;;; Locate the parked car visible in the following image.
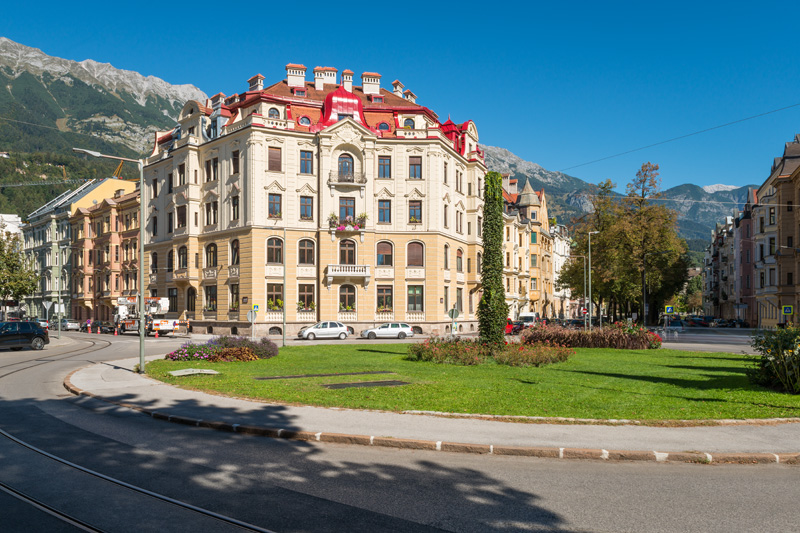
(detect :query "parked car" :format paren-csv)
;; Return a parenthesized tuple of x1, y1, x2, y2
(687, 317, 709, 327)
(60, 319, 81, 331)
(510, 321, 525, 335)
(361, 322, 415, 339)
(710, 318, 729, 328)
(36, 318, 49, 330)
(297, 321, 350, 340)
(664, 319, 685, 332)
(0, 321, 49, 350)
(730, 319, 750, 328)
(97, 321, 117, 334)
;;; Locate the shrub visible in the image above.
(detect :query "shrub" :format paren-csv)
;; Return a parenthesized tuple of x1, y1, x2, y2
(520, 322, 660, 350)
(748, 326, 800, 394)
(493, 341, 574, 367)
(209, 347, 258, 362)
(406, 337, 491, 365)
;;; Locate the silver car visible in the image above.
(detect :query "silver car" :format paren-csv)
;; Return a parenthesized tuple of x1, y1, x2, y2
(360, 322, 414, 340)
(297, 321, 350, 340)
(60, 319, 80, 331)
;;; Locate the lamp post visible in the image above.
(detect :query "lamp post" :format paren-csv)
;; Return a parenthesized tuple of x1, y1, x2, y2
(570, 254, 587, 329)
(588, 231, 599, 331)
(73, 148, 145, 374)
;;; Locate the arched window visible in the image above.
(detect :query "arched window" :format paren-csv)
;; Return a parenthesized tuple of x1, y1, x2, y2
(298, 116, 311, 126)
(407, 242, 424, 267)
(444, 244, 449, 270)
(178, 246, 188, 269)
(338, 154, 354, 178)
(339, 284, 356, 311)
(150, 252, 158, 274)
(457, 249, 464, 272)
(403, 118, 415, 129)
(268, 108, 280, 119)
(230, 240, 240, 265)
(376, 241, 393, 266)
(298, 239, 315, 265)
(377, 122, 390, 131)
(205, 244, 217, 267)
(267, 237, 283, 264)
(187, 287, 196, 312)
(167, 250, 174, 272)
(340, 239, 356, 265)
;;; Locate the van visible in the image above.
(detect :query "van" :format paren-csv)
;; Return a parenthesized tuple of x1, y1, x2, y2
(517, 313, 537, 326)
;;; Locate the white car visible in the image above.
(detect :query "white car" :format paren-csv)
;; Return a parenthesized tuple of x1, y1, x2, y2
(297, 321, 350, 340)
(360, 322, 415, 340)
(60, 319, 80, 331)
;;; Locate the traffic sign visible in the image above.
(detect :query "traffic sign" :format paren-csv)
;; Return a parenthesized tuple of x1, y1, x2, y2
(581, 307, 588, 315)
(665, 305, 674, 314)
(247, 310, 256, 322)
(782, 305, 793, 315)
(43, 301, 53, 311)
(448, 308, 459, 319)
(252, 304, 259, 312)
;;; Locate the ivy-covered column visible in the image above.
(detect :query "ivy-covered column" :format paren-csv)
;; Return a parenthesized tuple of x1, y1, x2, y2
(477, 171, 508, 346)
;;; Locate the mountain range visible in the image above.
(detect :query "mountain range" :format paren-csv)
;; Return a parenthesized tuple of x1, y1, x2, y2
(0, 36, 754, 244)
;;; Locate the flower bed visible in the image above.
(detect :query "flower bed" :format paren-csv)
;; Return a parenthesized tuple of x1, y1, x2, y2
(165, 336, 279, 362)
(406, 336, 575, 367)
(520, 322, 661, 350)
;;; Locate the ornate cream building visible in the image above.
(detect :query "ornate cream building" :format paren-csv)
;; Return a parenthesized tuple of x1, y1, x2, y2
(143, 65, 486, 336)
(501, 176, 555, 319)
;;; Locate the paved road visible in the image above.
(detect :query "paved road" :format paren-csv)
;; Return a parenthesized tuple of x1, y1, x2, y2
(2, 332, 799, 532)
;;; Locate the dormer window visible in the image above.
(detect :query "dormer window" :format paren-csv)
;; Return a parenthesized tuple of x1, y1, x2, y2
(403, 118, 415, 129)
(377, 122, 390, 131)
(298, 116, 311, 126)
(294, 88, 306, 97)
(268, 108, 281, 119)
(371, 95, 384, 103)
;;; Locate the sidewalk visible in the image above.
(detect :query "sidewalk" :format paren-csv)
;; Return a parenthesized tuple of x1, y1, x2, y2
(64, 356, 800, 465)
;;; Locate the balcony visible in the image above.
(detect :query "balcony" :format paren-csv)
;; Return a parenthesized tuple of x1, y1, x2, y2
(172, 268, 197, 281)
(395, 128, 428, 140)
(406, 311, 425, 322)
(374, 311, 394, 321)
(326, 264, 371, 287)
(328, 172, 367, 196)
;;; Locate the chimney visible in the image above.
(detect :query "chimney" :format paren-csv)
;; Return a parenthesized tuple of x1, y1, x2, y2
(314, 67, 325, 91)
(342, 69, 354, 92)
(361, 72, 381, 95)
(248, 74, 264, 91)
(210, 92, 226, 110)
(286, 63, 307, 88)
(403, 89, 417, 104)
(392, 79, 404, 97)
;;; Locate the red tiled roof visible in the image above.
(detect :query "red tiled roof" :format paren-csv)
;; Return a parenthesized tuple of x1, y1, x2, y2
(286, 63, 306, 69)
(342, 69, 354, 75)
(362, 72, 382, 78)
(314, 66, 338, 72)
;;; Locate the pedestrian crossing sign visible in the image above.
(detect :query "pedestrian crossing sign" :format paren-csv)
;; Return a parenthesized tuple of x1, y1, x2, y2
(252, 304, 259, 312)
(664, 306, 674, 314)
(782, 305, 793, 315)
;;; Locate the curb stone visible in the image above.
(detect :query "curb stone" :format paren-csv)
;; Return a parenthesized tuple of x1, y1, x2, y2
(62, 369, 800, 466)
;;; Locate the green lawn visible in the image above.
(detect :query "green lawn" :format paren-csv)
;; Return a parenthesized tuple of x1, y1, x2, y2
(144, 344, 800, 422)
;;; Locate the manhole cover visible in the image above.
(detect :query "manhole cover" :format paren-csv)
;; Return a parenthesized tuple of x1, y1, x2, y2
(322, 380, 410, 389)
(255, 371, 394, 380)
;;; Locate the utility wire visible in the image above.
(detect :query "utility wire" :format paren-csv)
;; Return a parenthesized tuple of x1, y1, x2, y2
(558, 101, 800, 172)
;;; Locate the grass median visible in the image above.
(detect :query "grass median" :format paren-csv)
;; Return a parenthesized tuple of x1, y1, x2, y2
(144, 344, 800, 422)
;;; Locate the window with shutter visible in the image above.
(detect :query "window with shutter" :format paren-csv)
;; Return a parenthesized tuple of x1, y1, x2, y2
(376, 242, 393, 266)
(268, 147, 281, 171)
(407, 242, 424, 267)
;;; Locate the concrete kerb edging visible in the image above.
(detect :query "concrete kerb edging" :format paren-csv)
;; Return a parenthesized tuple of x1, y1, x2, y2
(62, 370, 800, 466)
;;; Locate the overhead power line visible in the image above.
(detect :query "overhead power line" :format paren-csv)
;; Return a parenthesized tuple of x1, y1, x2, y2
(558, 101, 800, 172)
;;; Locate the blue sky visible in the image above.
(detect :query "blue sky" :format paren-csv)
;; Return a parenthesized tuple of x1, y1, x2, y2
(3, 1, 800, 192)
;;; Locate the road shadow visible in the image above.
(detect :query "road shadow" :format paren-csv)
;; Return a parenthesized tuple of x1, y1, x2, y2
(0, 394, 572, 532)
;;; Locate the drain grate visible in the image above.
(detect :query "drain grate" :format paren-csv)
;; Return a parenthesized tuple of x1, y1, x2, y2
(322, 380, 410, 389)
(255, 371, 394, 380)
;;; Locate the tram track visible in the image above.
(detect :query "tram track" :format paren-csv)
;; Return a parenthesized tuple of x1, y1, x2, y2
(0, 427, 275, 532)
(0, 336, 113, 380)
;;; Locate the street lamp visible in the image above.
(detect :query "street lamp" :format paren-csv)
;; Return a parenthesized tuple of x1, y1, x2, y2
(570, 254, 587, 329)
(73, 148, 145, 374)
(588, 231, 599, 331)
